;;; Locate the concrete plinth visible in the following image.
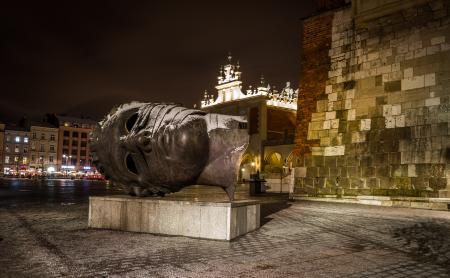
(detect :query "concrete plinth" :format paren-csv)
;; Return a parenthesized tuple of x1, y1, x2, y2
(88, 196, 261, 240)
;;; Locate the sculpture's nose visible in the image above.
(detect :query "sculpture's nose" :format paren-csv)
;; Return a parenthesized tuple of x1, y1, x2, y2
(121, 132, 152, 153)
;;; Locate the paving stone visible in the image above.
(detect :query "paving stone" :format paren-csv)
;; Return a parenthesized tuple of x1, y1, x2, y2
(1, 201, 450, 277)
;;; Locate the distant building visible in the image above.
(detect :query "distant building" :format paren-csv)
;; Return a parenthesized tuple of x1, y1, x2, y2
(0, 123, 4, 174)
(55, 116, 96, 173)
(200, 55, 298, 191)
(29, 122, 59, 174)
(3, 125, 29, 175)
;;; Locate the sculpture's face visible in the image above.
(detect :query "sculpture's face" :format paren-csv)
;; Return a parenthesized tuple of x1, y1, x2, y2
(91, 103, 210, 194)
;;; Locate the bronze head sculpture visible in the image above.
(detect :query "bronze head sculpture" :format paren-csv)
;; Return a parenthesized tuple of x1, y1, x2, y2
(90, 102, 248, 200)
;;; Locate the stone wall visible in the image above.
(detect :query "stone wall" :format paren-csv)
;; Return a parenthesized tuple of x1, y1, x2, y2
(294, 0, 450, 197)
(295, 11, 335, 154)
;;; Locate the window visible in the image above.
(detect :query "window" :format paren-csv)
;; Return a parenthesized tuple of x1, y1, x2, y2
(63, 140, 69, 146)
(14, 146, 19, 153)
(81, 133, 87, 138)
(49, 156, 54, 163)
(40, 133, 45, 140)
(23, 147, 28, 154)
(6, 136, 10, 142)
(32, 132, 37, 139)
(31, 143, 35, 150)
(72, 140, 78, 146)
(14, 156, 19, 162)
(31, 155, 35, 162)
(40, 145, 45, 152)
(71, 150, 77, 156)
(23, 157, 28, 164)
(63, 131, 70, 136)
(4, 156, 9, 163)
(49, 145, 55, 152)
(50, 134, 55, 141)
(24, 137, 29, 143)
(73, 132, 79, 137)
(15, 136, 20, 143)
(81, 141, 87, 147)
(80, 150, 86, 156)
(5, 145, 10, 152)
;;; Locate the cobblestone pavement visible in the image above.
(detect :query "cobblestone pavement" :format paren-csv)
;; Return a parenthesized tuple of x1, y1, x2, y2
(1, 200, 450, 277)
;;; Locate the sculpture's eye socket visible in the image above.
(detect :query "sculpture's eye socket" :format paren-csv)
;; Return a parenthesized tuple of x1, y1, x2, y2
(125, 153, 139, 175)
(125, 113, 139, 132)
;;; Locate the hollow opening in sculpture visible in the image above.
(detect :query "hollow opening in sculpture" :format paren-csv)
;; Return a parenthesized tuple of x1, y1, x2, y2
(125, 113, 139, 132)
(125, 153, 139, 175)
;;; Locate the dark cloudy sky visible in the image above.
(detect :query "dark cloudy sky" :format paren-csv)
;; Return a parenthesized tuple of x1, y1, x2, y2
(1, 1, 316, 122)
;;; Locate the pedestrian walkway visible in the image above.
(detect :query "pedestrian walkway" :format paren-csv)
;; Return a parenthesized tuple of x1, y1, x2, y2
(1, 200, 450, 277)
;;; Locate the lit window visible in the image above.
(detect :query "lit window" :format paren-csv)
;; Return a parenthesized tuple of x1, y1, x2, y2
(15, 136, 20, 143)
(6, 136, 10, 142)
(4, 156, 9, 163)
(14, 156, 19, 162)
(14, 146, 19, 153)
(23, 157, 28, 164)
(24, 137, 29, 143)
(31, 143, 35, 150)
(5, 145, 10, 152)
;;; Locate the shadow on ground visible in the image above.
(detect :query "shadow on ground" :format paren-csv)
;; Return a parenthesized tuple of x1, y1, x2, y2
(394, 221, 450, 272)
(260, 201, 291, 225)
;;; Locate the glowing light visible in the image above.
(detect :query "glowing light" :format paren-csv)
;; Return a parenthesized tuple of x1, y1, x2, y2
(47, 167, 55, 173)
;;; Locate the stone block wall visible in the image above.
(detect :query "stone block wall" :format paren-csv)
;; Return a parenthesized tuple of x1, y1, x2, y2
(295, 11, 335, 154)
(294, 0, 450, 197)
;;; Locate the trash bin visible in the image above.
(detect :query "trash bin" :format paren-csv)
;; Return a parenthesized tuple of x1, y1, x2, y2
(249, 173, 266, 196)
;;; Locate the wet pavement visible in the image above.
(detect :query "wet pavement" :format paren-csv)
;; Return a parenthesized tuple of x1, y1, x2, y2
(0, 178, 121, 207)
(1, 178, 450, 277)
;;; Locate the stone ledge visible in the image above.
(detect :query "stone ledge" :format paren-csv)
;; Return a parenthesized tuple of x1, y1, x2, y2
(293, 195, 450, 211)
(88, 196, 261, 241)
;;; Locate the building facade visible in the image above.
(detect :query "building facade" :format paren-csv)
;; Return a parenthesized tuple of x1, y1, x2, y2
(294, 0, 450, 198)
(200, 55, 297, 190)
(56, 116, 96, 173)
(3, 126, 29, 175)
(29, 123, 59, 174)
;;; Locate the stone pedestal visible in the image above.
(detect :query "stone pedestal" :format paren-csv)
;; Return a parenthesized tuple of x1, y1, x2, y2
(88, 196, 260, 241)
